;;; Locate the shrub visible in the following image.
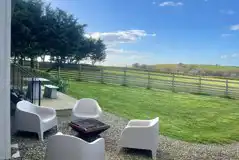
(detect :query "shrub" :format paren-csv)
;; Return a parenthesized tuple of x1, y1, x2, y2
(51, 78, 69, 93)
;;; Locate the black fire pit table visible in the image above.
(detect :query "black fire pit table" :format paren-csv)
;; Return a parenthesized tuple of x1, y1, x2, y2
(69, 118, 110, 142)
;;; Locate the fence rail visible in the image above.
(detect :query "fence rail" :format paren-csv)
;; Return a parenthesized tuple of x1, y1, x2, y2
(42, 65, 239, 99)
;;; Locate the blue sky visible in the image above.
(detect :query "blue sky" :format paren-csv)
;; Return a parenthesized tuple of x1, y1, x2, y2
(48, 0, 239, 66)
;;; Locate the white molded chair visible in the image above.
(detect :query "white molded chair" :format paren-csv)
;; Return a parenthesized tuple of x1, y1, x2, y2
(15, 100, 58, 141)
(118, 117, 159, 159)
(45, 132, 105, 160)
(71, 98, 102, 121)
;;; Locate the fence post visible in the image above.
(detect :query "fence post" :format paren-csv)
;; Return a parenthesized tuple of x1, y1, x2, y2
(198, 76, 202, 93)
(101, 68, 104, 84)
(172, 73, 175, 92)
(225, 79, 229, 97)
(57, 66, 60, 79)
(122, 68, 127, 86)
(147, 70, 151, 89)
(78, 64, 82, 81)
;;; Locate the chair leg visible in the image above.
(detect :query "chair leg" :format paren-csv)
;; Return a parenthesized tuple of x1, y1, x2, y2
(38, 132, 44, 141)
(151, 149, 157, 160)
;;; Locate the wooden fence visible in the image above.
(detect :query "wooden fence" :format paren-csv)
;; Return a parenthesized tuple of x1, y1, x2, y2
(43, 65, 239, 99)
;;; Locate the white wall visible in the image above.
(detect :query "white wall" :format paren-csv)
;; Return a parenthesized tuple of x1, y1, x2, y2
(0, 0, 11, 159)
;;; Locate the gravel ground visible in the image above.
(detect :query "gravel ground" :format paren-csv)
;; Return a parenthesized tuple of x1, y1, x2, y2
(11, 110, 239, 160)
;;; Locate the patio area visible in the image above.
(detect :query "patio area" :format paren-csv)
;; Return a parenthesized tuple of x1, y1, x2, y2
(11, 92, 239, 160)
(41, 91, 76, 110)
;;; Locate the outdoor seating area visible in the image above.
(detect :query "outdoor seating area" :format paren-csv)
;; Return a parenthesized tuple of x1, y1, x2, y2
(11, 95, 159, 159)
(10, 92, 239, 160)
(11, 110, 239, 160)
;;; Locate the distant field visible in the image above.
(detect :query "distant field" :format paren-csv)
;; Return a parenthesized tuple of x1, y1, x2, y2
(42, 67, 239, 87)
(40, 65, 239, 99)
(151, 64, 239, 72)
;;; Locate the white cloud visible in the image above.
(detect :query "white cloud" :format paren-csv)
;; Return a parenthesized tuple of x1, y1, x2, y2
(151, 33, 156, 37)
(105, 48, 139, 55)
(221, 55, 228, 59)
(231, 53, 239, 57)
(230, 24, 239, 31)
(221, 34, 232, 37)
(85, 30, 156, 66)
(128, 55, 146, 60)
(159, 1, 183, 7)
(221, 53, 239, 59)
(105, 48, 149, 59)
(85, 30, 156, 45)
(220, 10, 236, 15)
(98, 48, 151, 66)
(103, 53, 150, 66)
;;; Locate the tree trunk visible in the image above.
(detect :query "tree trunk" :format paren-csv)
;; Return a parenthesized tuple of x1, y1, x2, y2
(30, 57, 34, 68)
(91, 60, 96, 66)
(19, 56, 23, 66)
(41, 55, 45, 62)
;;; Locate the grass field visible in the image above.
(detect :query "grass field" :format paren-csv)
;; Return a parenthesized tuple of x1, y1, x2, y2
(152, 64, 239, 72)
(48, 68, 239, 88)
(103, 69, 239, 87)
(67, 81, 239, 144)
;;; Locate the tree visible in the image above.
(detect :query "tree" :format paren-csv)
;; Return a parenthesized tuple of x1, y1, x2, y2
(11, 0, 107, 69)
(132, 63, 140, 68)
(89, 39, 106, 65)
(12, 0, 44, 67)
(11, 0, 30, 63)
(140, 64, 148, 69)
(71, 37, 92, 64)
(24, 0, 44, 68)
(41, 6, 87, 67)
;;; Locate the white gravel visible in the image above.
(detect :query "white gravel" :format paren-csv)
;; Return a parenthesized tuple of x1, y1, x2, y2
(11, 110, 239, 160)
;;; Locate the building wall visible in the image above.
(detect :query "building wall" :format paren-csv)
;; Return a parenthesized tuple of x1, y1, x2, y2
(0, 0, 11, 159)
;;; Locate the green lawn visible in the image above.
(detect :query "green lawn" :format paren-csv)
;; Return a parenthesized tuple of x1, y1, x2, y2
(67, 81, 239, 144)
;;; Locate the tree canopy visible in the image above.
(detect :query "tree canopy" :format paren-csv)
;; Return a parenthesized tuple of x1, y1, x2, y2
(11, 0, 106, 67)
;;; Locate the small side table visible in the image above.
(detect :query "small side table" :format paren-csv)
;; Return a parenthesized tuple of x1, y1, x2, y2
(44, 85, 59, 99)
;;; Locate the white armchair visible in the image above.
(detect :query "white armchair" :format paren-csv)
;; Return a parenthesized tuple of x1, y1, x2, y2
(15, 100, 58, 141)
(71, 98, 102, 121)
(45, 132, 105, 160)
(118, 117, 159, 159)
